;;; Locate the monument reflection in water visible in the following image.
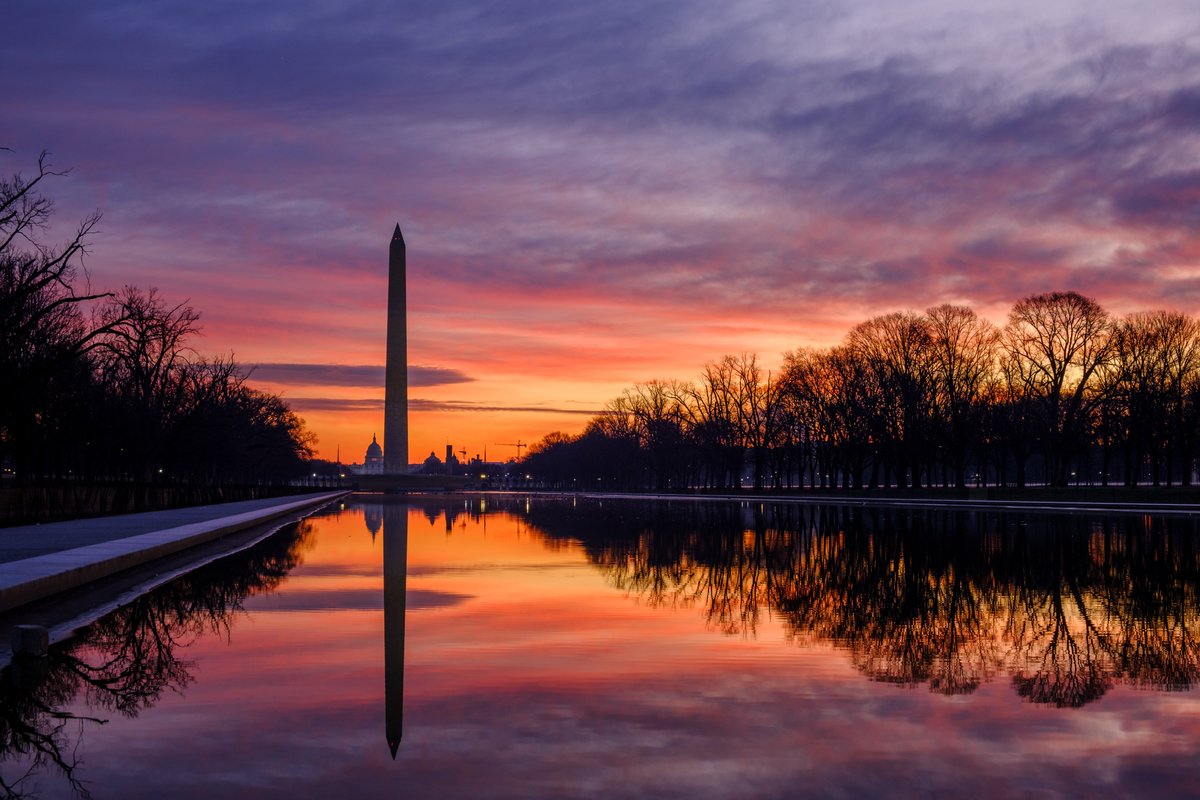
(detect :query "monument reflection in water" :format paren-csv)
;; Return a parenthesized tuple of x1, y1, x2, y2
(3, 495, 1200, 798)
(383, 502, 405, 757)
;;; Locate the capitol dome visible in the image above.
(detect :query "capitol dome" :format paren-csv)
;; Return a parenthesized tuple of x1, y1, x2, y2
(364, 434, 384, 474)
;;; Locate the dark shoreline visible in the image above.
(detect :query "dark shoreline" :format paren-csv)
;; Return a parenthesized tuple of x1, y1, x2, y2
(475, 485, 1200, 516)
(12, 481, 1200, 529)
(0, 482, 321, 528)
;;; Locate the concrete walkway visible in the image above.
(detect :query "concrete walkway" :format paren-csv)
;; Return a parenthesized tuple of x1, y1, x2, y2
(0, 491, 346, 614)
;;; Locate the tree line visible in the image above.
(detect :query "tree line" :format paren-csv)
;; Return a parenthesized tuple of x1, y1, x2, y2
(1, 152, 315, 486)
(524, 293, 1200, 490)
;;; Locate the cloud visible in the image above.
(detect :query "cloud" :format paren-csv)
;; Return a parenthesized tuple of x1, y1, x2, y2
(1164, 86, 1200, 129)
(288, 397, 601, 415)
(1112, 170, 1200, 229)
(412, 399, 601, 415)
(249, 363, 473, 388)
(286, 398, 382, 413)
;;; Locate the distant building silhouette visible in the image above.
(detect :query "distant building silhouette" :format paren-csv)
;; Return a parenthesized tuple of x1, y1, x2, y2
(421, 451, 443, 474)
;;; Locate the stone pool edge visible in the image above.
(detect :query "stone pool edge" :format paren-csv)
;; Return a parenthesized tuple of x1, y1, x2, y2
(0, 491, 348, 615)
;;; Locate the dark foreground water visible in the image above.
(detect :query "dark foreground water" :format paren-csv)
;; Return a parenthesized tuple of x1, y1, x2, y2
(4, 494, 1200, 799)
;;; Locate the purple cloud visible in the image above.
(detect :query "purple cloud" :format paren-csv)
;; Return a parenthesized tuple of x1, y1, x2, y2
(249, 363, 473, 388)
(1112, 170, 1200, 228)
(288, 397, 600, 415)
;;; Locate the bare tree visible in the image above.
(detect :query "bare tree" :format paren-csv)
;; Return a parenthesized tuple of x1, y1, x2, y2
(0, 151, 116, 479)
(0, 152, 110, 353)
(676, 357, 751, 489)
(1107, 311, 1200, 486)
(926, 304, 1000, 488)
(847, 312, 936, 488)
(730, 354, 783, 491)
(94, 287, 199, 409)
(776, 350, 821, 488)
(780, 347, 880, 489)
(612, 380, 690, 489)
(1001, 291, 1114, 486)
(92, 286, 201, 480)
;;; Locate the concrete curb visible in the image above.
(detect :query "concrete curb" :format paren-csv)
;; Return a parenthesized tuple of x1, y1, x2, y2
(0, 491, 347, 614)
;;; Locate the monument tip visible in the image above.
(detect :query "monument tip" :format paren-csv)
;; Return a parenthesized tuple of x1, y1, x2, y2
(388, 737, 401, 759)
(392, 223, 404, 243)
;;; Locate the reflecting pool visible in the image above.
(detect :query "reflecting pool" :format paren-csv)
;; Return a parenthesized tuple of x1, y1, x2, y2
(4, 494, 1200, 798)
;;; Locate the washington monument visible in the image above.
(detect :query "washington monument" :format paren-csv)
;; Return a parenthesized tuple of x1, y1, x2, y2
(384, 224, 408, 474)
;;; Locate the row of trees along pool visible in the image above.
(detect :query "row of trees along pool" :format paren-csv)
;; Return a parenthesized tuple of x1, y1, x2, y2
(524, 298, 1200, 491)
(1, 153, 316, 488)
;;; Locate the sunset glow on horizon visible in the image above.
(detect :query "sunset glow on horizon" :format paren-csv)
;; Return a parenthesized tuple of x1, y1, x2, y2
(6, 1, 1200, 462)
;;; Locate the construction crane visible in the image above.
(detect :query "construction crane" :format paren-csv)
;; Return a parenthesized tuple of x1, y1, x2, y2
(496, 440, 527, 459)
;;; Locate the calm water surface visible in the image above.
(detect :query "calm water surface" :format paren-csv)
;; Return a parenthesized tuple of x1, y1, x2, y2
(4, 494, 1200, 798)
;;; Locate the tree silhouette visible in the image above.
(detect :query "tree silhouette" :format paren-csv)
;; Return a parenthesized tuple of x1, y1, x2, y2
(1001, 291, 1114, 486)
(0, 151, 315, 492)
(926, 304, 1000, 488)
(517, 289, 1200, 490)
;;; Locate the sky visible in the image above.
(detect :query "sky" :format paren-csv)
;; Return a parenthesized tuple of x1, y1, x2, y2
(4, 1, 1200, 463)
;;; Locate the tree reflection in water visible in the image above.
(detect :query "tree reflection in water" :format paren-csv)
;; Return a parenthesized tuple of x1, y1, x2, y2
(0, 520, 316, 799)
(468, 497, 1200, 709)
